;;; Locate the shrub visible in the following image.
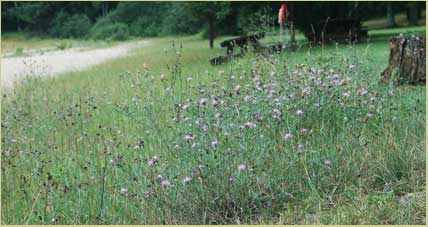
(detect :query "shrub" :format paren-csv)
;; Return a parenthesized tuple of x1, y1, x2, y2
(49, 11, 70, 37)
(15, 47, 23, 56)
(160, 5, 201, 36)
(56, 42, 71, 50)
(50, 12, 92, 38)
(90, 22, 130, 41)
(129, 17, 161, 37)
(62, 14, 92, 38)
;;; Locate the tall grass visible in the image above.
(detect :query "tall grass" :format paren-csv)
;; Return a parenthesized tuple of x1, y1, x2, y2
(1, 35, 425, 224)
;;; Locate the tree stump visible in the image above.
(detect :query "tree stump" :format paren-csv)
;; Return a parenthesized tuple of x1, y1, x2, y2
(381, 33, 426, 85)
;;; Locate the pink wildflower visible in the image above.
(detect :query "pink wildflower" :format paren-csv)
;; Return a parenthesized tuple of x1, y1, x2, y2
(161, 180, 170, 188)
(238, 164, 247, 171)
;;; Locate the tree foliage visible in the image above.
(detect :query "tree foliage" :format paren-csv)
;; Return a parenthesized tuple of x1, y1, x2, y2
(1, 1, 424, 42)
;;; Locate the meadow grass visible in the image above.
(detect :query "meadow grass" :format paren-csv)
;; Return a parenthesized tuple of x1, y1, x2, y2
(362, 12, 426, 29)
(1, 32, 123, 56)
(1, 29, 426, 224)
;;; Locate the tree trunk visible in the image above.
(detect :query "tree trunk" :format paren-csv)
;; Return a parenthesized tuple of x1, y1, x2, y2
(287, 2, 296, 51)
(208, 15, 215, 49)
(386, 3, 396, 28)
(381, 34, 425, 85)
(407, 3, 419, 25)
(14, 2, 21, 32)
(289, 22, 296, 51)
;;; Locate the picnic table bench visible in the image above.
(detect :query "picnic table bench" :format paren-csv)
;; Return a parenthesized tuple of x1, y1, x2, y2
(210, 31, 288, 65)
(220, 32, 265, 55)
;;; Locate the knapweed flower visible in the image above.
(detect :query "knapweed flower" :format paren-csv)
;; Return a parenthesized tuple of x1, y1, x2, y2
(184, 135, 194, 142)
(199, 98, 208, 106)
(268, 90, 277, 98)
(238, 164, 247, 171)
(156, 174, 164, 181)
(161, 180, 170, 188)
(148, 160, 154, 166)
(300, 128, 310, 133)
(229, 177, 235, 183)
(148, 156, 159, 166)
(302, 87, 311, 96)
(243, 122, 256, 129)
(211, 140, 219, 147)
(160, 74, 166, 81)
(120, 187, 128, 195)
(357, 88, 368, 96)
(273, 108, 282, 119)
(182, 176, 191, 184)
(182, 104, 190, 110)
(332, 79, 344, 86)
(296, 109, 304, 116)
(255, 114, 263, 121)
(244, 95, 251, 102)
(235, 85, 241, 92)
(343, 91, 350, 98)
(324, 160, 332, 168)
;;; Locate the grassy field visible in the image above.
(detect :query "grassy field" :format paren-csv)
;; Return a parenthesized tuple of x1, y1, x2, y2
(1, 32, 124, 57)
(1, 26, 426, 224)
(362, 12, 426, 29)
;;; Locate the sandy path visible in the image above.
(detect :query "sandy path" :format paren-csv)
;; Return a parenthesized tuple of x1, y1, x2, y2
(1, 40, 150, 88)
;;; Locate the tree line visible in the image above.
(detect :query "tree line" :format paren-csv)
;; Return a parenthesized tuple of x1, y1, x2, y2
(1, 1, 425, 43)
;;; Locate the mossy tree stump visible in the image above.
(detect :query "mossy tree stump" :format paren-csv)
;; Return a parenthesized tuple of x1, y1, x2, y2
(381, 34, 425, 85)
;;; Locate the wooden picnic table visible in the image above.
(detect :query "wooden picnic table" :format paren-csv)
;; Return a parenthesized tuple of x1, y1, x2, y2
(220, 32, 265, 55)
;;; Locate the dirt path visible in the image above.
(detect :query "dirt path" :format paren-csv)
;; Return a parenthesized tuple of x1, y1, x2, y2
(1, 40, 151, 88)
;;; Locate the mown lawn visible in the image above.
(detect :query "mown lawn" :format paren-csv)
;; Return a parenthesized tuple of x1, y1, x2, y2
(1, 26, 425, 224)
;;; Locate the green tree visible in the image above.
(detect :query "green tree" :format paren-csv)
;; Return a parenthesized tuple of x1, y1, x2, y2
(181, 2, 231, 48)
(386, 2, 397, 28)
(406, 2, 423, 26)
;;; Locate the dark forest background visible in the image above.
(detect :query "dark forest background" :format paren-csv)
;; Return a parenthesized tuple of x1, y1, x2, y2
(1, 2, 425, 41)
